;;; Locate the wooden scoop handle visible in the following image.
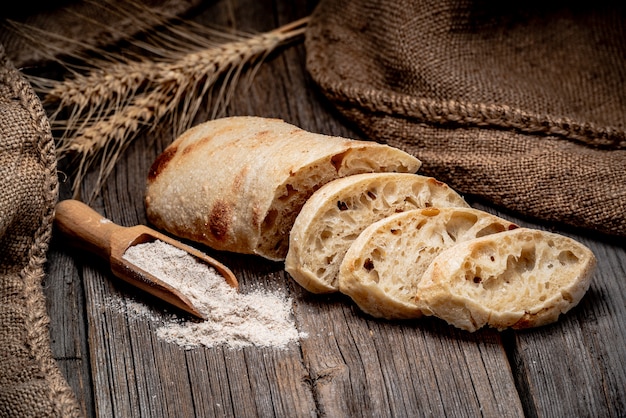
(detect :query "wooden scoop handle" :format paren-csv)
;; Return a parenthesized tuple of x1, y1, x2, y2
(55, 199, 239, 320)
(54, 199, 125, 260)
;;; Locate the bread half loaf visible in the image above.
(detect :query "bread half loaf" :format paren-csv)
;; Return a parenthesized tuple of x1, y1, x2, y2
(144, 116, 420, 260)
(285, 173, 469, 293)
(416, 228, 596, 331)
(338, 207, 518, 319)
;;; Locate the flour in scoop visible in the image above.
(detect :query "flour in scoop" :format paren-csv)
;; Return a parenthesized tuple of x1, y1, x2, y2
(122, 240, 305, 350)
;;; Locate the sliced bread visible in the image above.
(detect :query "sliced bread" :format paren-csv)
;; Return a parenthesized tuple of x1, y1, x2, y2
(285, 173, 469, 293)
(144, 116, 420, 261)
(337, 207, 518, 319)
(416, 228, 596, 331)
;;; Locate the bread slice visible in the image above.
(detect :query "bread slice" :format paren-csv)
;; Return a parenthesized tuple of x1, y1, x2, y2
(285, 173, 469, 293)
(144, 116, 420, 260)
(337, 207, 518, 319)
(416, 228, 596, 332)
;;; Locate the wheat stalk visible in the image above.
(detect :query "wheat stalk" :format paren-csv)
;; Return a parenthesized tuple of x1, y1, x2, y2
(13, 4, 308, 200)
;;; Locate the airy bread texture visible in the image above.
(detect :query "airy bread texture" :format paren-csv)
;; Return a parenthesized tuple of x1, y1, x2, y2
(338, 207, 519, 319)
(144, 116, 420, 260)
(416, 228, 596, 332)
(285, 173, 469, 294)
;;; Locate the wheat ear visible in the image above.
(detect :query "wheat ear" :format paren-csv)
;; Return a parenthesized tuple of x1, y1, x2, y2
(22, 14, 308, 201)
(70, 27, 306, 200)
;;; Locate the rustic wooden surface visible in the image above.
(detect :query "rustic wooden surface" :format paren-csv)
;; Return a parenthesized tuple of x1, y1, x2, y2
(41, 0, 626, 417)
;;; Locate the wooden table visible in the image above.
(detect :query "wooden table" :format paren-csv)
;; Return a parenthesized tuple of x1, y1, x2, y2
(43, 1, 626, 416)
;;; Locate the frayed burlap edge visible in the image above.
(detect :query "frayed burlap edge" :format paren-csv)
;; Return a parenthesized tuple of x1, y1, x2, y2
(304, 2, 626, 238)
(305, 78, 626, 151)
(0, 45, 82, 417)
(305, 69, 626, 238)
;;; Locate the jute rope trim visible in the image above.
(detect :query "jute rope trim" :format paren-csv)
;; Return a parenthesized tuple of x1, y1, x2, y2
(0, 44, 83, 417)
(315, 75, 626, 151)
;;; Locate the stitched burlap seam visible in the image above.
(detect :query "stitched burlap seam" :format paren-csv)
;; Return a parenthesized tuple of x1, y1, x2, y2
(313, 77, 626, 151)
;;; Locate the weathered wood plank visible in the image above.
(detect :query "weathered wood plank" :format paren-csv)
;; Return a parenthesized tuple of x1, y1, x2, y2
(44, 240, 94, 417)
(292, 283, 525, 417)
(42, 0, 626, 417)
(75, 132, 315, 417)
(472, 203, 626, 417)
(64, 2, 523, 415)
(236, 4, 526, 415)
(511, 236, 626, 418)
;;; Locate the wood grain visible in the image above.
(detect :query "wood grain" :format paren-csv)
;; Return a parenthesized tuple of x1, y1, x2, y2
(42, 0, 626, 417)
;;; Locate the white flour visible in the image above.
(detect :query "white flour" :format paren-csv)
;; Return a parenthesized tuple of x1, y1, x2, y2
(121, 240, 305, 350)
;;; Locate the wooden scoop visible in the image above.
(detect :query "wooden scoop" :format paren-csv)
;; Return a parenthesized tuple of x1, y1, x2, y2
(54, 199, 238, 320)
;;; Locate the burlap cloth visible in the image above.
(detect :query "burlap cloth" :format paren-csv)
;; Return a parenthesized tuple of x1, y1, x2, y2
(0, 0, 623, 415)
(305, 0, 626, 237)
(0, 1, 199, 416)
(0, 44, 82, 416)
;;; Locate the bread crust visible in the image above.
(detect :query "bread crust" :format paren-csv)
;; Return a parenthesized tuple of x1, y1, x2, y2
(416, 228, 597, 331)
(144, 116, 421, 260)
(285, 173, 469, 293)
(338, 207, 518, 319)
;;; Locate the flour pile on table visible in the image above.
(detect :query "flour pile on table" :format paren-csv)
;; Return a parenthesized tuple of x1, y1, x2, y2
(119, 240, 305, 350)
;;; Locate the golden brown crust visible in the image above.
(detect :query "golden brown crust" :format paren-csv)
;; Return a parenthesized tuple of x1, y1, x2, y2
(145, 116, 421, 260)
(147, 145, 178, 183)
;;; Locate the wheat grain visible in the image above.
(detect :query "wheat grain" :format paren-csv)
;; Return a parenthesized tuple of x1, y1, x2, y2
(65, 88, 167, 198)
(21, 10, 308, 200)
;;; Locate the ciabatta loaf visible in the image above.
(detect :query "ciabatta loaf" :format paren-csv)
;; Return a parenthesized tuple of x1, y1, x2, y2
(285, 173, 469, 293)
(416, 228, 596, 331)
(338, 207, 518, 319)
(144, 116, 420, 260)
